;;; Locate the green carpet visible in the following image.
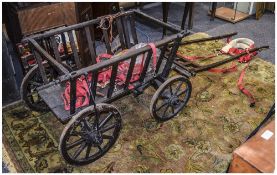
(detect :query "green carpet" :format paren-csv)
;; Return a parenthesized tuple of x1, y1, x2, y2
(2, 33, 274, 173)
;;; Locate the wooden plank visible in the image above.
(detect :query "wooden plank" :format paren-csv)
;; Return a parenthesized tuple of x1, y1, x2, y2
(50, 36, 62, 62)
(102, 28, 112, 54)
(129, 14, 138, 44)
(116, 17, 126, 49)
(61, 32, 68, 55)
(68, 30, 82, 68)
(121, 17, 131, 48)
(85, 26, 97, 64)
(107, 63, 119, 98)
(124, 57, 136, 89)
(214, 7, 250, 23)
(69, 77, 76, 114)
(155, 44, 167, 74)
(32, 49, 48, 84)
(139, 51, 152, 82)
(229, 120, 275, 173)
(89, 71, 98, 105)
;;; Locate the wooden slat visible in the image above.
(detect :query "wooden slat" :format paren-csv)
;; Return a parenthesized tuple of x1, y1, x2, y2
(89, 71, 98, 105)
(129, 14, 138, 44)
(139, 51, 152, 82)
(85, 26, 97, 64)
(107, 63, 119, 98)
(61, 33, 68, 55)
(155, 44, 167, 74)
(121, 17, 131, 48)
(124, 57, 136, 89)
(32, 49, 48, 84)
(68, 30, 82, 68)
(70, 77, 76, 114)
(116, 17, 126, 49)
(50, 36, 61, 62)
(102, 28, 112, 54)
(90, 24, 96, 52)
(161, 37, 182, 78)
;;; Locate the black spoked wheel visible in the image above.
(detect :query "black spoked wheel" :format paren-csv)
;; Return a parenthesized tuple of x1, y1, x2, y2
(150, 75, 192, 122)
(59, 104, 122, 166)
(20, 63, 58, 112)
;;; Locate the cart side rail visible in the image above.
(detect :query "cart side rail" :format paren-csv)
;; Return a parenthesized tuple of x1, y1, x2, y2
(65, 32, 185, 115)
(23, 9, 185, 80)
(35, 31, 185, 115)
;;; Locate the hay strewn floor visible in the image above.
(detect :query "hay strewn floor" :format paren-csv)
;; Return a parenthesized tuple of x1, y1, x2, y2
(2, 33, 274, 173)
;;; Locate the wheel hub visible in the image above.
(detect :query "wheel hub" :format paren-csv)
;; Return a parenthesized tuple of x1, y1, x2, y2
(85, 130, 103, 145)
(169, 95, 180, 106)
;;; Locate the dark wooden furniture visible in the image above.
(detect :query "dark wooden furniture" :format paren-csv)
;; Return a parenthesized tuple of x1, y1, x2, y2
(17, 3, 77, 36)
(162, 2, 195, 36)
(228, 119, 275, 173)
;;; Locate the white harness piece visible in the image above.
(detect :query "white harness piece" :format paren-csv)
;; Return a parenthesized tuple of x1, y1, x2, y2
(221, 38, 255, 53)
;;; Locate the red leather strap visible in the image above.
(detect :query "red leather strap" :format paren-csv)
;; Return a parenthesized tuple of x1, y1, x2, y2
(237, 62, 255, 107)
(208, 62, 237, 73)
(148, 43, 157, 70)
(61, 75, 90, 111)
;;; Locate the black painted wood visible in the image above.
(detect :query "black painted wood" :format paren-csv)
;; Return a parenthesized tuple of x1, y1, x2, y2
(85, 26, 97, 64)
(139, 51, 152, 82)
(155, 44, 168, 74)
(124, 56, 136, 90)
(70, 77, 76, 114)
(116, 17, 126, 49)
(32, 49, 48, 84)
(102, 28, 112, 54)
(129, 14, 138, 44)
(107, 63, 119, 98)
(50, 36, 61, 62)
(68, 30, 82, 68)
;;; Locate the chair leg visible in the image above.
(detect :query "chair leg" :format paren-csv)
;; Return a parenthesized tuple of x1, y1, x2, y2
(162, 2, 170, 36)
(181, 2, 190, 30)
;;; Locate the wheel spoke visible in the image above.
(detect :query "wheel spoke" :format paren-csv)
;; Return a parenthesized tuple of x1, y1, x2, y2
(174, 82, 183, 95)
(170, 105, 175, 114)
(177, 88, 188, 97)
(156, 101, 169, 111)
(162, 104, 170, 118)
(99, 113, 113, 128)
(66, 138, 85, 150)
(70, 130, 84, 136)
(29, 81, 43, 86)
(72, 142, 87, 160)
(102, 134, 114, 140)
(85, 143, 92, 158)
(100, 124, 116, 133)
(82, 119, 91, 131)
(169, 85, 173, 95)
(97, 145, 103, 153)
(160, 93, 170, 100)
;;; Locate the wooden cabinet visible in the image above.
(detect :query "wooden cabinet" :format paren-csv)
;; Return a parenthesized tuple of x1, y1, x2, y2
(3, 2, 120, 67)
(228, 120, 275, 173)
(17, 3, 77, 36)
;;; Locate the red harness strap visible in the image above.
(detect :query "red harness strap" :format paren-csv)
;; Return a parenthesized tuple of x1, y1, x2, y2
(177, 42, 257, 107)
(62, 75, 90, 110)
(208, 61, 237, 73)
(237, 62, 255, 107)
(116, 43, 157, 89)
